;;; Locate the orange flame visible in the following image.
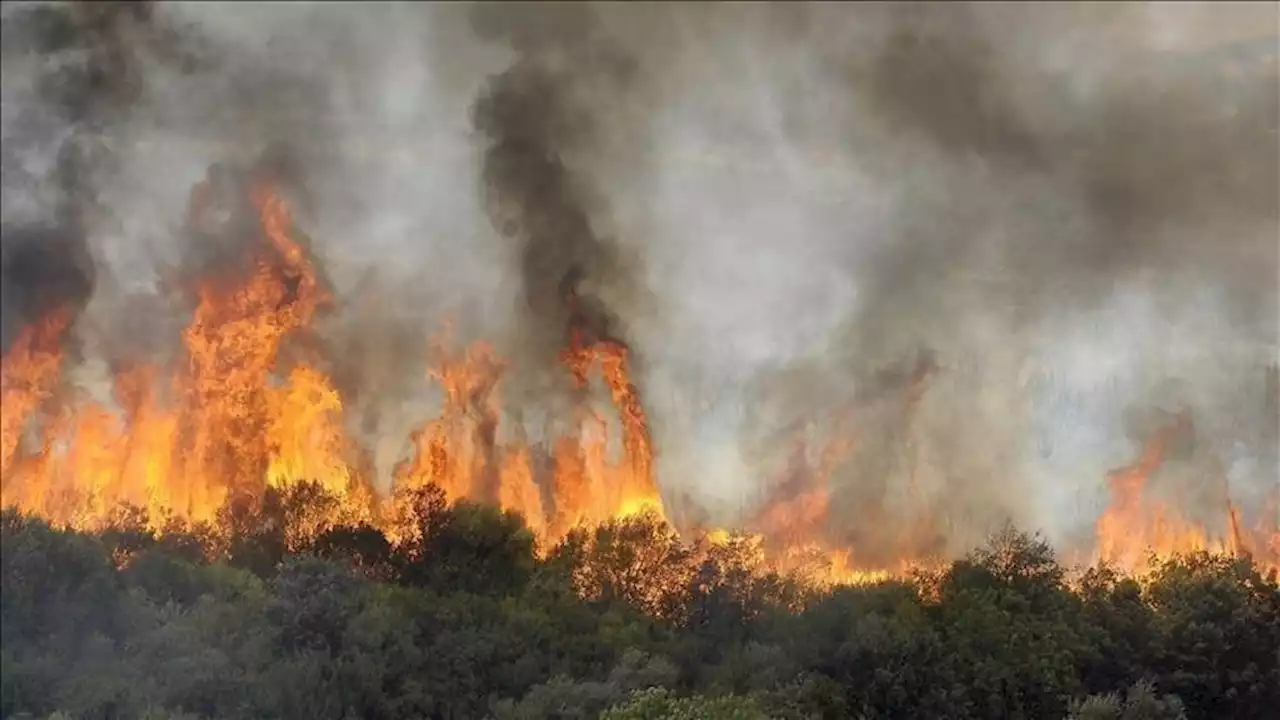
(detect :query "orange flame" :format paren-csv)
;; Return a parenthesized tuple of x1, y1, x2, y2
(1095, 413, 1278, 575)
(2, 170, 1275, 590)
(1, 176, 369, 531)
(1, 311, 71, 480)
(3, 170, 666, 548)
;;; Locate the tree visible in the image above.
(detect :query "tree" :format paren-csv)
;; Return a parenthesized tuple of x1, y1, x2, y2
(268, 555, 368, 656)
(313, 523, 395, 580)
(566, 511, 694, 618)
(0, 510, 122, 649)
(396, 499, 538, 595)
(1142, 553, 1280, 720)
(1066, 679, 1188, 720)
(1076, 564, 1158, 698)
(3, 503, 1277, 720)
(600, 687, 770, 720)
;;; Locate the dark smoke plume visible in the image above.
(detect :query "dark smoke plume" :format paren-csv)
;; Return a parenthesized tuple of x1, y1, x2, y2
(0, 220, 94, 354)
(1, 134, 100, 350)
(0, 0, 144, 354)
(469, 3, 648, 401)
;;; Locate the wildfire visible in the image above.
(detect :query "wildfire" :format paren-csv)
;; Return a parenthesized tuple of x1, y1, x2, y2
(1095, 412, 1279, 576)
(1, 171, 368, 528)
(1, 167, 1275, 589)
(1, 310, 70, 479)
(0, 169, 668, 553)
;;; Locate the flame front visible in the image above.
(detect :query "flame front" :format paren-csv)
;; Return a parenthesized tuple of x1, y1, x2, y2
(1, 311, 70, 480)
(0, 174, 666, 552)
(2, 172, 1276, 586)
(1, 177, 369, 528)
(1095, 413, 1279, 575)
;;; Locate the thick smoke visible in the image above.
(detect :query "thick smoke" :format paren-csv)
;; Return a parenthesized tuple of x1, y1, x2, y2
(2, 2, 1275, 551)
(0, 1, 144, 353)
(712, 3, 1278, 553)
(0, 147, 96, 354)
(469, 3, 648, 403)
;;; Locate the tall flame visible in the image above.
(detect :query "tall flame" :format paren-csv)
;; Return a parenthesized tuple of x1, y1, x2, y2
(2, 170, 1275, 586)
(1095, 413, 1279, 575)
(1, 176, 370, 529)
(0, 169, 667, 547)
(1, 311, 71, 480)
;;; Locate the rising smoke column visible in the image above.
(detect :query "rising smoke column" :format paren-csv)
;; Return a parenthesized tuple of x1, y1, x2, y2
(0, 1, 152, 353)
(1, 149, 96, 355)
(469, 4, 644, 380)
(467, 4, 658, 505)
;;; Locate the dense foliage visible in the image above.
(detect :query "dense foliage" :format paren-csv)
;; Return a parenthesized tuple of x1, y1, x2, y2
(2, 484, 1277, 720)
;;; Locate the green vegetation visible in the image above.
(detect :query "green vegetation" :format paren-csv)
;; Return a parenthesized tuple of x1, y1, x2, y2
(2, 483, 1277, 720)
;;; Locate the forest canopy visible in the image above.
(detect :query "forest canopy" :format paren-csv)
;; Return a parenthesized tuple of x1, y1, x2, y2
(2, 482, 1277, 720)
